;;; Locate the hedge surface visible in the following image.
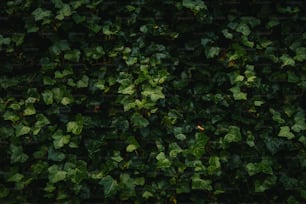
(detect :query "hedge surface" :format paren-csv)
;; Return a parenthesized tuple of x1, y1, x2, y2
(1, 0, 306, 203)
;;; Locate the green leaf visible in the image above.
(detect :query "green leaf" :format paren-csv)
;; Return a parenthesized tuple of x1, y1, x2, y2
(182, 0, 207, 12)
(48, 147, 66, 161)
(224, 126, 241, 143)
(10, 145, 29, 163)
(64, 49, 81, 62)
(270, 108, 285, 124)
(278, 126, 295, 140)
(33, 114, 50, 135)
(142, 191, 154, 199)
(56, 4, 72, 20)
(156, 152, 171, 168)
(67, 118, 83, 135)
(191, 174, 212, 190)
(0, 184, 9, 198)
(292, 111, 306, 132)
(76, 75, 89, 88)
(61, 96, 74, 105)
(205, 46, 220, 59)
(42, 90, 53, 105)
(141, 86, 165, 102)
(280, 54, 295, 68)
(294, 47, 306, 62)
(99, 176, 118, 197)
(8, 173, 24, 182)
(32, 8, 52, 21)
(126, 144, 137, 152)
(3, 110, 20, 122)
(52, 130, 71, 149)
(15, 124, 31, 137)
(131, 112, 149, 128)
(236, 23, 251, 36)
(246, 158, 273, 176)
(23, 104, 36, 116)
(229, 86, 247, 100)
(48, 165, 67, 183)
(254, 176, 277, 192)
(207, 156, 221, 175)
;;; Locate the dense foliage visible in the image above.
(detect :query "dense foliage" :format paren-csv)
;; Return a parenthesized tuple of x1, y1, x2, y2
(1, 0, 306, 203)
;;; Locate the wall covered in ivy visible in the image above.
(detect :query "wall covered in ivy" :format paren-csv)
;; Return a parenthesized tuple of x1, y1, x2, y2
(1, 0, 306, 203)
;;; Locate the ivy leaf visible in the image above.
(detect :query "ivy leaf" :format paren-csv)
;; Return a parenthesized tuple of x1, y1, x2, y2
(236, 23, 251, 36)
(56, 4, 72, 20)
(76, 75, 89, 88)
(10, 145, 29, 163)
(99, 176, 118, 197)
(0, 184, 9, 198)
(48, 147, 66, 161)
(42, 90, 53, 105)
(15, 124, 31, 137)
(23, 104, 36, 116)
(182, 0, 207, 12)
(32, 8, 52, 21)
(52, 130, 71, 149)
(141, 86, 165, 102)
(229, 86, 247, 100)
(292, 111, 306, 132)
(280, 54, 295, 68)
(224, 126, 242, 143)
(3, 110, 20, 122)
(142, 191, 154, 199)
(156, 152, 171, 168)
(294, 47, 306, 62)
(205, 46, 220, 59)
(255, 176, 277, 192)
(278, 126, 295, 140)
(66, 115, 83, 135)
(131, 112, 149, 128)
(191, 174, 212, 190)
(64, 49, 81, 62)
(48, 165, 67, 183)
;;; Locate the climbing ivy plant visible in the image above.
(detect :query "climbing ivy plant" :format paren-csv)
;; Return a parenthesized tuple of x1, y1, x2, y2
(1, 0, 306, 203)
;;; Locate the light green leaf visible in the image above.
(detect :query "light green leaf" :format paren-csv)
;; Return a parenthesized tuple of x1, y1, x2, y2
(15, 124, 31, 137)
(142, 86, 165, 102)
(67, 120, 83, 135)
(56, 4, 72, 20)
(48, 165, 67, 183)
(8, 173, 24, 182)
(182, 0, 207, 12)
(142, 191, 154, 199)
(205, 46, 220, 59)
(64, 49, 81, 62)
(32, 8, 52, 21)
(280, 54, 295, 68)
(42, 90, 53, 105)
(156, 152, 171, 168)
(236, 23, 251, 36)
(278, 126, 295, 140)
(224, 125, 242, 143)
(126, 144, 137, 152)
(229, 86, 247, 100)
(23, 104, 36, 116)
(61, 96, 73, 105)
(52, 130, 71, 149)
(294, 47, 306, 62)
(76, 75, 89, 88)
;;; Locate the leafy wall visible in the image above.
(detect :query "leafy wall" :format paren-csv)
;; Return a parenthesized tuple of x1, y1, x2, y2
(1, 0, 306, 203)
